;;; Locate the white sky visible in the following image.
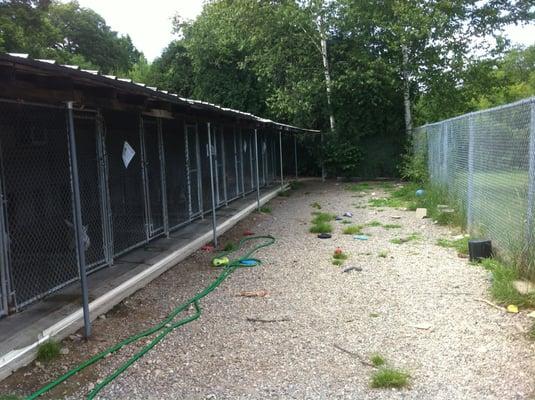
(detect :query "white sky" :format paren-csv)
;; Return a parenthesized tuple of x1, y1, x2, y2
(64, 0, 534, 62)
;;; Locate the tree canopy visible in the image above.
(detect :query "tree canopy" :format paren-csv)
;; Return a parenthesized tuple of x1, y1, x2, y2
(0, 0, 141, 73)
(1, 0, 533, 177)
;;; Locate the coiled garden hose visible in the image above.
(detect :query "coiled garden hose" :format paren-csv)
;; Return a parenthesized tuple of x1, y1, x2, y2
(26, 235, 276, 400)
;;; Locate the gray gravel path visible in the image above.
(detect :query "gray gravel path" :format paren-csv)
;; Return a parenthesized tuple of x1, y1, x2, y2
(3, 180, 535, 399)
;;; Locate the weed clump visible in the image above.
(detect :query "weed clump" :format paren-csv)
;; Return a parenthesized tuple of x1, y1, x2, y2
(390, 233, 420, 244)
(371, 368, 410, 388)
(343, 225, 363, 235)
(36, 340, 60, 362)
(436, 236, 469, 255)
(481, 258, 535, 308)
(309, 212, 335, 234)
(259, 206, 272, 213)
(371, 354, 386, 367)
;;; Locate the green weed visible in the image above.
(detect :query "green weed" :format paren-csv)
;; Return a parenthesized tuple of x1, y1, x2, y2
(436, 236, 469, 255)
(371, 354, 386, 367)
(309, 221, 332, 233)
(332, 259, 344, 266)
(36, 341, 60, 362)
(309, 212, 335, 234)
(390, 233, 420, 245)
(259, 206, 272, 213)
(346, 182, 371, 192)
(383, 224, 402, 229)
(278, 190, 291, 197)
(371, 368, 410, 389)
(223, 242, 237, 252)
(378, 250, 388, 258)
(366, 220, 382, 227)
(310, 202, 322, 209)
(481, 258, 535, 308)
(343, 225, 363, 235)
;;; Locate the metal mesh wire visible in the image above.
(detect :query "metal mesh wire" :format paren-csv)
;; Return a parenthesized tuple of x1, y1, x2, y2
(414, 97, 535, 260)
(141, 117, 164, 236)
(223, 126, 239, 200)
(0, 101, 77, 308)
(162, 119, 189, 229)
(73, 112, 106, 272)
(104, 111, 147, 256)
(0, 99, 290, 314)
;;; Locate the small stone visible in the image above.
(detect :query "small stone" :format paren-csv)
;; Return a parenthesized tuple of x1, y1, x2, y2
(415, 208, 427, 219)
(59, 347, 69, 355)
(513, 280, 535, 295)
(98, 314, 106, 320)
(527, 311, 535, 319)
(391, 215, 402, 219)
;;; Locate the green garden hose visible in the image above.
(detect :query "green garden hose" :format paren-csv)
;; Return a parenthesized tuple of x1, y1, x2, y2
(26, 235, 276, 400)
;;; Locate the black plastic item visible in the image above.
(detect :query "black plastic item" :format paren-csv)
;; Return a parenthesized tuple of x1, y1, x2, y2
(468, 239, 492, 262)
(317, 233, 332, 239)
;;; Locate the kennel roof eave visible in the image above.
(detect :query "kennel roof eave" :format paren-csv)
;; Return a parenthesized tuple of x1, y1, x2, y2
(0, 53, 320, 135)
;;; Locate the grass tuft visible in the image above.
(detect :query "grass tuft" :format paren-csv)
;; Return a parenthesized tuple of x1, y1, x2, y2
(332, 259, 344, 266)
(383, 224, 402, 229)
(366, 220, 382, 227)
(36, 340, 60, 362)
(436, 236, 469, 255)
(371, 368, 410, 389)
(310, 202, 322, 209)
(310, 212, 335, 233)
(278, 190, 291, 197)
(259, 206, 272, 213)
(390, 233, 420, 245)
(481, 258, 535, 308)
(378, 250, 388, 258)
(371, 354, 386, 367)
(343, 225, 363, 235)
(223, 242, 237, 252)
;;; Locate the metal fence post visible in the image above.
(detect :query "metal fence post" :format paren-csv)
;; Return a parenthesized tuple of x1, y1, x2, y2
(279, 131, 284, 188)
(0, 148, 9, 315)
(294, 134, 298, 179)
(321, 132, 326, 182)
(139, 117, 151, 241)
(207, 123, 218, 247)
(66, 101, 91, 338)
(233, 127, 239, 197)
(467, 113, 475, 230)
(95, 112, 113, 265)
(239, 129, 245, 197)
(442, 122, 449, 187)
(184, 125, 193, 220)
(220, 129, 228, 205)
(254, 128, 261, 210)
(195, 126, 203, 216)
(157, 119, 169, 238)
(527, 101, 535, 246)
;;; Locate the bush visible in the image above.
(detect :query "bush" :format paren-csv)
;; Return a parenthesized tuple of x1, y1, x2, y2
(399, 149, 428, 185)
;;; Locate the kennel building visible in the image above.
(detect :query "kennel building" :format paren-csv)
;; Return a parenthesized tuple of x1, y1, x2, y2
(0, 53, 319, 322)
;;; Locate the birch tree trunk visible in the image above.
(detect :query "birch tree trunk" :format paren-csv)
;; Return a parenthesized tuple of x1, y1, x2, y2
(316, 15, 336, 132)
(402, 44, 412, 136)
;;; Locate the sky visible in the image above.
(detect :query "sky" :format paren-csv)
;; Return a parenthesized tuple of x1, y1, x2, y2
(64, 0, 534, 62)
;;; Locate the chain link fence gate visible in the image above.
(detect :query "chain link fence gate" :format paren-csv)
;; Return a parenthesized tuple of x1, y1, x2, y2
(414, 97, 535, 268)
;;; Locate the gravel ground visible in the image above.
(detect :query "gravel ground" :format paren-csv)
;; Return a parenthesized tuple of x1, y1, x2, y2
(2, 180, 535, 399)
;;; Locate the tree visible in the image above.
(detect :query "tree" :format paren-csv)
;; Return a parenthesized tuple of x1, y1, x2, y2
(0, 0, 143, 73)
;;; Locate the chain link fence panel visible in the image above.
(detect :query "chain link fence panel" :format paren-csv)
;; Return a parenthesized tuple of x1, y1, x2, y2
(414, 97, 535, 265)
